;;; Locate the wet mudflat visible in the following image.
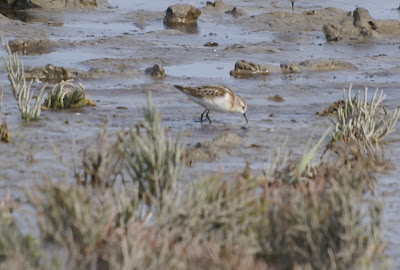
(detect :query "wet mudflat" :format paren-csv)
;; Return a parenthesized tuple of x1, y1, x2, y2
(0, 0, 400, 266)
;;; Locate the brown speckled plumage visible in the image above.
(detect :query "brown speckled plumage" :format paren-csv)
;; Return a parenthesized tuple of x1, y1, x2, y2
(174, 84, 248, 124)
(175, 85, 232, 98)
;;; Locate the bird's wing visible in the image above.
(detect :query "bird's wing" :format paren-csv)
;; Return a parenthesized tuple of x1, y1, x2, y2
(174, 85, 234, 98)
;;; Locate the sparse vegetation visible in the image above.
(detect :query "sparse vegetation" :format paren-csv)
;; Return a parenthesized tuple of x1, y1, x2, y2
(0, 119, 9, 143)
(0, 195, 41, 269)
(71, 122, 124, 187)
(3, 40, 95, 122)
(259, 148, 389, 269)
(3, 41, 47, 122)
(0, 87, 396, 269)
(0, 88, 10, 143)
(331, 85, 399, 153)
(121, 92, 184, 204)
(43, 79, 95, 110)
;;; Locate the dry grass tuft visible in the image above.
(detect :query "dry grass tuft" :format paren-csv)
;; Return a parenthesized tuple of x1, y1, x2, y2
(258, 177, 388, 270)
(155, 175, 261, 252)
(257, 125, 391, 269)
(121, 92, 184, 204)
(0, 87, 9, 143)
(72, 122, 125, 188)
(0, 119, 9, 143)
(3, 41, 47, 122)
(331, 85, 399, 153)
(0, 193, 40, 269)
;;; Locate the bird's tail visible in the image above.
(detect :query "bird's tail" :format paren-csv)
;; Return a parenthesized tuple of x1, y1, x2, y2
(174, 85, 184, 91)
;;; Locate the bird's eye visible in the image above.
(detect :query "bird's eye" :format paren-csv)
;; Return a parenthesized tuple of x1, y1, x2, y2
(242, 106, 245, 109)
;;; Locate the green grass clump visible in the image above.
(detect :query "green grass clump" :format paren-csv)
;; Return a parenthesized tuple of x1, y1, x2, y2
(3, 40, 95, 122)
(43, 79, 95, 109)
(331, 85, 399, 153)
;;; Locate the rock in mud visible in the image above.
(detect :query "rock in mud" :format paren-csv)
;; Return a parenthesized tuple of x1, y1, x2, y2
(280, 62, 301, 73)
(353, 8, 377, 29)
(323, 7, 400, 41)
(25, 62, 140, 81)
(203, 41, 219, 47)
(8, 38, 56, 55)
(145, 64, 166, 77)
(230, 60, 279, 78)
(25, 64, 81, 81)
(316, 100, 345, 116)
(225, 7, 245, 16)
(206, 0, 226, 8)
(0, 0, 108, 9)
(322, 24, 343, 41)
(164, 4, 201, 24)
(267, 95, 285, 102)
(239, 7, 400, 42)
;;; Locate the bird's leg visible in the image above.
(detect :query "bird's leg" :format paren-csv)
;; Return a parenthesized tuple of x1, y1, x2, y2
(291, 1, 294, 12)
(200, 109, 208, 124)
(205, 110, 212, 124)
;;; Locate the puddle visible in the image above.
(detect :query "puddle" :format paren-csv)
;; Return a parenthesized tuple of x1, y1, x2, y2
(21, 49, 102, 69)
(63, 21, 138, 36)
(165, 62, 234, 79)
(108, 0, 186, 12)
(0, 9, 33, 22)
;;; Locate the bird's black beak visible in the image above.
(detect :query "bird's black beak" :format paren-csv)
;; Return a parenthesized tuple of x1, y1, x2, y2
(243, 113, 248, 124)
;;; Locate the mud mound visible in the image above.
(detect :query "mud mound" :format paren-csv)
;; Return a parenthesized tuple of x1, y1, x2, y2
(230, 60, 280, 78)
(0, 0, 108, 9)
(238, 7, 400, 41)
(9, 38, 56, 55)
(323, 8, 400, 41)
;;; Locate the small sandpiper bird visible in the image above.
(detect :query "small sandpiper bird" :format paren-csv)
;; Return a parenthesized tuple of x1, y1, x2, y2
(174, 85, 248, 124)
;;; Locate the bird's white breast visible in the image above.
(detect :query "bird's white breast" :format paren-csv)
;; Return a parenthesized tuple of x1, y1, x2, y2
(185, 93, 232, 113)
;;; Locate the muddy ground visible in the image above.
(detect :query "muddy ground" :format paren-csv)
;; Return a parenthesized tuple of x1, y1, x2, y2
(0, 0, 400, 266)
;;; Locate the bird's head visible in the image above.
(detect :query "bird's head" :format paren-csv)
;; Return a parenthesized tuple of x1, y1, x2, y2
(235, 96, 248, 123)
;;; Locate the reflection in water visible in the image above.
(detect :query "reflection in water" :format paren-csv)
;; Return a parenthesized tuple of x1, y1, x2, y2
(8, 38, 55, 56)
(0, 8, 64, 26)
(0, 9, 32, 22)
(163, 22, 199, 34)
(165, 62, 233, 79)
